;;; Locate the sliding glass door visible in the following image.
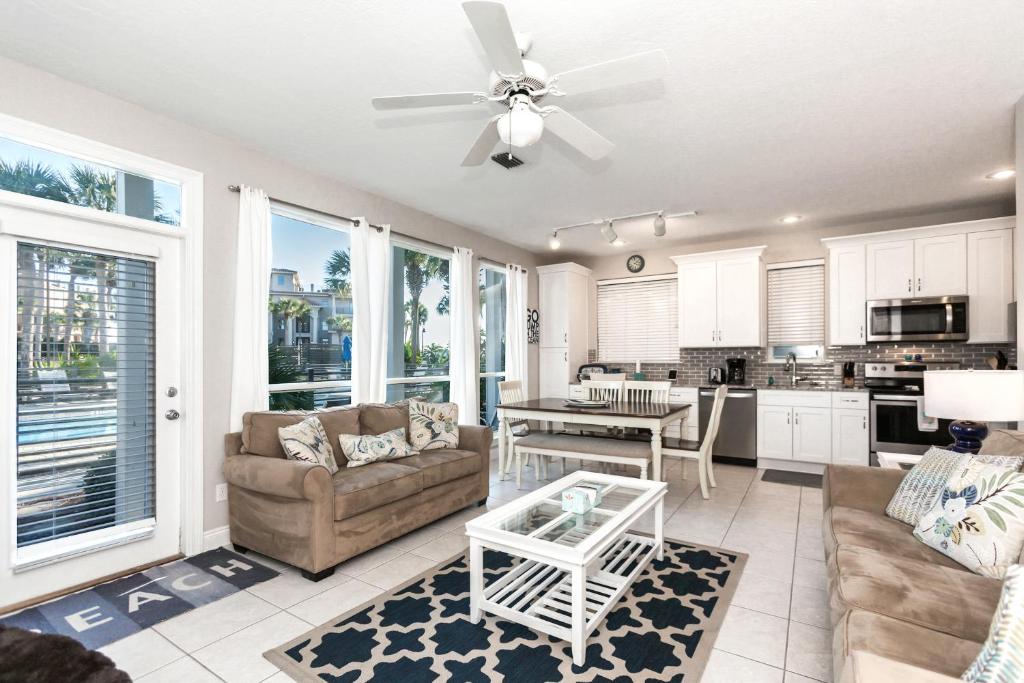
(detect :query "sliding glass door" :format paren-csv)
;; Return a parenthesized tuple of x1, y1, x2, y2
(1, 205, 182, 608)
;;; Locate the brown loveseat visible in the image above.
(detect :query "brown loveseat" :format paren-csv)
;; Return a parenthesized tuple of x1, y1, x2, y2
(222, 403, 491, 581)
(824, 429, 1024, 682)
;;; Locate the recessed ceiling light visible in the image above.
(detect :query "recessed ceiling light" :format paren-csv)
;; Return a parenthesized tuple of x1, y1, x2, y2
(986, 169, 1016, 180)
(779, 215, 803, 224)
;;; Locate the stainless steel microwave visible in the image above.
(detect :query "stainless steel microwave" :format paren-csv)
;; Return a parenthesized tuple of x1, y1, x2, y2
(866, 296, 969, 342)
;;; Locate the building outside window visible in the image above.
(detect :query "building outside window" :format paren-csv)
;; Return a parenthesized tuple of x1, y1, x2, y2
(479, 265, 506, 430)
(267, 207, 353, 409)
(386, 241, 451, 403)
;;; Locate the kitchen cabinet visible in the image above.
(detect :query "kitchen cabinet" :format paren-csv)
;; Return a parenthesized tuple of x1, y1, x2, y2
(537, 263, 591, 398)
(865, 235, 966, 300)
(832, 408, 870, 467)
(865, 239, 915, 299)
(828, 245, 866, 345)
(757, 405, 794, 459)
(673, 246, 765, 348)
(967, 228, 1014, 343)
(792, 407, 831, 463)
(914, 234, 966, 296)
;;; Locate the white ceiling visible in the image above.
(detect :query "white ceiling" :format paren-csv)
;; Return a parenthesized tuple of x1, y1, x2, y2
(0, 1, 1021, 255)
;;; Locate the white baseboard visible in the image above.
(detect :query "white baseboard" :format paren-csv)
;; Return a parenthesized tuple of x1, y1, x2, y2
(202, 525, 231, 552)
(757, 458, 825, 475)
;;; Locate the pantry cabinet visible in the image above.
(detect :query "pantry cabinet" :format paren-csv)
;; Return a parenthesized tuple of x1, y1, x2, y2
(537, 263, 591, 399)
(673, 246, 765, 348)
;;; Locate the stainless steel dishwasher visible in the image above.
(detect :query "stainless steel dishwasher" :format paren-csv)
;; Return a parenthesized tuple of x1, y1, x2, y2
(698, 387, 757, 466)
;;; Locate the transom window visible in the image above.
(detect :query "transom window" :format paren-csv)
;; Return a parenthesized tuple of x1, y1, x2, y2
(0, 135, 181, 225)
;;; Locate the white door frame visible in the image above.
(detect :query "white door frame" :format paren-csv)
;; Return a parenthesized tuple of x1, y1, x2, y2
(0, 113, 205, 569)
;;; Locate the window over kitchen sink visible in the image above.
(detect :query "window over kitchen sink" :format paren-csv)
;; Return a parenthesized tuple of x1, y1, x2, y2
(767, 261, 825, 361)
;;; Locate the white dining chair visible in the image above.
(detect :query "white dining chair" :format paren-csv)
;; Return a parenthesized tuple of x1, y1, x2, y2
(582, 379, 623, 402)
(623, 380, 671, 404)
(498, 380, 537, 478)
(662, 384, 727, 499)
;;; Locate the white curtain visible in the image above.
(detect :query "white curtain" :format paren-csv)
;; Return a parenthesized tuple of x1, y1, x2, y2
(505, 264, 529, 398)
(351, 220, 391, 404)
(449, 247, 477, 423)
(229, 185, 271, 431)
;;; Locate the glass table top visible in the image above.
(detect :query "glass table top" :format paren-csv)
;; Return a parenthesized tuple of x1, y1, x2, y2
(493, 480, 649, 548)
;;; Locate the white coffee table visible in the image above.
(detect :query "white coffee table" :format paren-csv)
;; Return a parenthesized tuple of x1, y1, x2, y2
(465, 471, 667, 666)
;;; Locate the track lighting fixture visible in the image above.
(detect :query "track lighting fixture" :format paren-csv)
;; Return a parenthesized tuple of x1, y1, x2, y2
(653, 211, 666, 237)
(601, 220, 618, 244)
(548, 231, 561, 250)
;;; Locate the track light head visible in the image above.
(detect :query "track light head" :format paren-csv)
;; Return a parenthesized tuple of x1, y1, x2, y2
(653, 211, 666, 237)
(548, 231, 561, 250)
(600, 220, 618, 244)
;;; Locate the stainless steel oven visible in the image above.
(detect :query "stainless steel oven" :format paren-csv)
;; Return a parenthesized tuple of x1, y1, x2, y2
(866, 362, 958, 456)
(866, 296, 968, 342)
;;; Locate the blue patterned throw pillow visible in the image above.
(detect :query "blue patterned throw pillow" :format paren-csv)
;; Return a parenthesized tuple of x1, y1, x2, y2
(278, 417, 340, 475)
(338, 427, 418, 467)
(963, 564, 1024, 681)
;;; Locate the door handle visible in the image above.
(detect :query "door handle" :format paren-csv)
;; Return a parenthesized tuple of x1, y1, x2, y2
(907, 278, 912, 293)
(563, 332, 567, 343)
(165, 409, 180, 421)
(862, 417, 867, 429)
(917, 277, 921, 292)
(786, 413, 790, 425)
(794, 413, 799, 425)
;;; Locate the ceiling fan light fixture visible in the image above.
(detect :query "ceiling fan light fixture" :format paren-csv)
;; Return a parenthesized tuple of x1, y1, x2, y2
(653, 211, 666, 237)
(548, 231, 561, 250)
(496, 99, 544, 148)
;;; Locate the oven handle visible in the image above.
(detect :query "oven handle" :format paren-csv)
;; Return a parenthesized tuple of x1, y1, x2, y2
(871, 395, 921, 403)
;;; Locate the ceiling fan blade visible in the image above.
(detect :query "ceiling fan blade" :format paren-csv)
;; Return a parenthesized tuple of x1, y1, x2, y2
(550, 49, 668, 96)
(542, 108, 614, 160)
(372, 92, 484, 110)
(462, 1, 525, 77)
(461, 115, 503, 166)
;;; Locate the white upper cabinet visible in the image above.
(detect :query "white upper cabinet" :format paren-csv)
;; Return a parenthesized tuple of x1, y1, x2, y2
(539, 270, 569, 347)
(914, 234, 966, 296)
(673, 246, 765, 348)
(828, 245, 866, 345)
(677, 261, 717, 347)
(716, 256, 763, 346)
(967, 228, 1014, 343)
(865, 239, 915, 299)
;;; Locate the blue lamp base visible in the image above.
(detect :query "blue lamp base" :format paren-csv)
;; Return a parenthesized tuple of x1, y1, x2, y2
(948, 420, 989, 454)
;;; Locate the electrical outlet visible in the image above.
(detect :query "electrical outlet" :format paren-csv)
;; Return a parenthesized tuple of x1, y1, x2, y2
(215, 483, 227, 503)
(833, 362, 843, 377)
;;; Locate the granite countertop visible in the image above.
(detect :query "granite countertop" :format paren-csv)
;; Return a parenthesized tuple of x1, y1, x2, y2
(752, 383, 866, 392)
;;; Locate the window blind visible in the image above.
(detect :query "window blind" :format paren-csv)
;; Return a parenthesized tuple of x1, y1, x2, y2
(16, 243, 156, 549)
(767, 264, 825, 345)
(597, 277, 678, 362)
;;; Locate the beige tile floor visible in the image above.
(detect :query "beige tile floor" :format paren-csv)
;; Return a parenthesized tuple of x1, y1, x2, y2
(98, 451, 832, 682)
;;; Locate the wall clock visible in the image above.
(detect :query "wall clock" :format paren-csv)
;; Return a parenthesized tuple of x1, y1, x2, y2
(626, 254, 645, 273)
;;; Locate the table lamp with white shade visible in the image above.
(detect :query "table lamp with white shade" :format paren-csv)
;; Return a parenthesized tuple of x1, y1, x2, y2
(923, 370, 1024, 453)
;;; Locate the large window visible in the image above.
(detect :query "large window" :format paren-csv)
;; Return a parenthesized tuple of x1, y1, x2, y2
(0, 136, 181, 225)
(386, 242, 451, 403)
(479, 266, 507, 429)
(597, 276, 678, 362)
(268, 207, 353, 409)
(767, 261, 825, 361)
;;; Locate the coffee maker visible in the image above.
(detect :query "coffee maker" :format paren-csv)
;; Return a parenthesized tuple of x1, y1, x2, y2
(726, 357, 747, 385)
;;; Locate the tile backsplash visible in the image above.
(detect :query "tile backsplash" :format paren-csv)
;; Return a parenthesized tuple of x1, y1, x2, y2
(590, 342, 1017, 388)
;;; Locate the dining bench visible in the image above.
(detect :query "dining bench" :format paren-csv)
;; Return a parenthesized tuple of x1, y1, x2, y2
(513, 432, 654, 487)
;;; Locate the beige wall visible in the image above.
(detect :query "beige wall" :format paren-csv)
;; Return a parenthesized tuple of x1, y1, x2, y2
(0, 56, 541, 533)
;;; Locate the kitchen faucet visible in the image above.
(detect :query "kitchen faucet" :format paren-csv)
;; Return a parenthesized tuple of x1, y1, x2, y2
(784, 351, 803, 387)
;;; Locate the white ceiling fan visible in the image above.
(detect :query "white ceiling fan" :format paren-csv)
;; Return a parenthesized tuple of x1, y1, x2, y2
(371, 1, 668, 166)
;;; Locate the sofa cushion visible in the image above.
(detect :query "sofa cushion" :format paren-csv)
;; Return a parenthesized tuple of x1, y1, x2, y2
(829, 544, 1001, 643)
(823, 506, 963, 569)
(400, 449, 481, 488)
(979, 429, 1024, 458)
(359, 403, 410, 437)
(515, 433, 653, 458)
(332, 462, 423, 521)
(242, 407, 360, 459)
(834, 609, 983, 680)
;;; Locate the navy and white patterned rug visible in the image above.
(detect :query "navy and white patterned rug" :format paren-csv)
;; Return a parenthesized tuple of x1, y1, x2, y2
(0, 548, 277, 650)
(265, 539, 746, 682)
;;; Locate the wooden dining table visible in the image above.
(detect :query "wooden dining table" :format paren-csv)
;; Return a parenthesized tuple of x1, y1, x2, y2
(495, 397, 693, 483)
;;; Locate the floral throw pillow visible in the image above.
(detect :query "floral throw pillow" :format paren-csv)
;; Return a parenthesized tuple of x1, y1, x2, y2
(408, 401, 459, 451)
(278, 417, 339, 475)
(338, 427, 418, 467)
(962, 564, 1024, 682)
(913, 460, 1024, 578)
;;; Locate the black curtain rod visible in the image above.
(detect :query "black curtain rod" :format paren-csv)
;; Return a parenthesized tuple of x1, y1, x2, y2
(227, 185, 385, 232)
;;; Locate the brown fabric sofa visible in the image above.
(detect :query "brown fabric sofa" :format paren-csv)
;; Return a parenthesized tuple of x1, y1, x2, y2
(823, 464, 999, 682)
(222, 403, 491, 581)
